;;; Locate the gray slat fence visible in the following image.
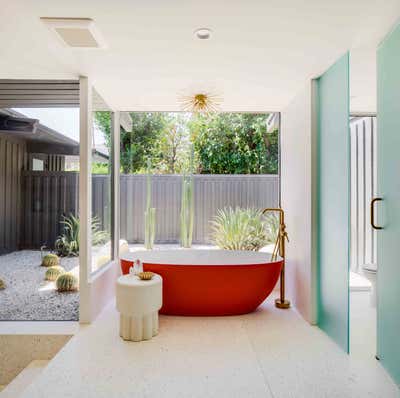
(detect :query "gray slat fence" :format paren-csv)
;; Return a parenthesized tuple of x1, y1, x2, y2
(21, 173, 279, 248)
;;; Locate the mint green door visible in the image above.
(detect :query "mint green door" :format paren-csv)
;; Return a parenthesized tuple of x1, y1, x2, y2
(377, 23, 400, 385)
(316, 53, 350, 352)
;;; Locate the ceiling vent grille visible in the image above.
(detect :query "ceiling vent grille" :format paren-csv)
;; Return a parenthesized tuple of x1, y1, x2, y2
(40, 17, 106, 48)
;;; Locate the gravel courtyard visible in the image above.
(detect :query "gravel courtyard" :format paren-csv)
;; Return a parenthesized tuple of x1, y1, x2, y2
(0, 251, 79, 321)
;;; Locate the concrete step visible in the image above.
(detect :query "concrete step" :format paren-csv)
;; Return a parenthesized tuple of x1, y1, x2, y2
(0, 360, 49, 398)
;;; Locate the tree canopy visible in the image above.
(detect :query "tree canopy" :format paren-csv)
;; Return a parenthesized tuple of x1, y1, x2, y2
(94, 112, 278, 174)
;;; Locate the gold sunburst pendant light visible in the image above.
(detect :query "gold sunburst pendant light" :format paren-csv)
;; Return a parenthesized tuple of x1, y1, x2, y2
(179, 92, 222, 114)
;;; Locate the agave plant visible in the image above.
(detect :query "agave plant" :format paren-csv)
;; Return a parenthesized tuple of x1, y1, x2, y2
(91, 217, 109, 246)
(55, 214, 109, 257)
(211, 207, 276, 251)
(55, 214, 80, 256)
(144, 159, 156, 249)
(180, 148, 194, 248)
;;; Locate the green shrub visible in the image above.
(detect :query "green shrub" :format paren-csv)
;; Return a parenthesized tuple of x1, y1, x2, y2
(0, 278, 5, 290)
(41, 253, 60, 267)
(45, 266, 65, 281)
(56, 273, 78, 292)
(211, 207, 276, 251)
(55, 214, 109, 257)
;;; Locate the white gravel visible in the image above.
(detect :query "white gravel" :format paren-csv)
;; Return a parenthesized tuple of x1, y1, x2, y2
(0, 250, 79, 321)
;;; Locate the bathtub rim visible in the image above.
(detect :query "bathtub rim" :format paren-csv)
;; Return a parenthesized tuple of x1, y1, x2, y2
(120, 249, 282, 267)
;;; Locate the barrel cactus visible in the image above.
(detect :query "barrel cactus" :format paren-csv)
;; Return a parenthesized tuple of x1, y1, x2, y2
(45, 266, 65, 281)
(0, 278, 5, 290)
(56, 273, 78, 292)
(41, 253, 60, 267)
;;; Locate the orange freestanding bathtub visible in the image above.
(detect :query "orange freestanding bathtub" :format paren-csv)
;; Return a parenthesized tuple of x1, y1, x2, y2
(120, 250, 283, 316)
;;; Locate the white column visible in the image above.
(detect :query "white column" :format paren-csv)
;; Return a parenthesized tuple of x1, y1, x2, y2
(111, 111, 120, 261)
(79, 76, 93, 323)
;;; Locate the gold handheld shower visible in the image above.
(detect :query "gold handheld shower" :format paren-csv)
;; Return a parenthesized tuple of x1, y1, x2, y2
(262, 208, 290, 309)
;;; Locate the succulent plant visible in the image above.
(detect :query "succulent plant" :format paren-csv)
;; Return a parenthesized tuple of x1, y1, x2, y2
(45, 266, 65, 281)
(41, 253, 60, 267)
(0, 278, 5, 290)
(56, 273, 78, 292)
(55, 214, 109, 257)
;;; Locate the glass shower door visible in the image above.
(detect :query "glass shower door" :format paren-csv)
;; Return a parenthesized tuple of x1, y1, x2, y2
(316, 53, 350, 352)
(376, 23, 400, 385)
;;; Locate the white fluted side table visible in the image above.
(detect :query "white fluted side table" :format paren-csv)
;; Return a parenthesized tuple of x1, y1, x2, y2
(116, 274, 162, 341)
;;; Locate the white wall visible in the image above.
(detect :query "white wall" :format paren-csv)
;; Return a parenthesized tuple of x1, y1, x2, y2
(281, 82, 317, 324)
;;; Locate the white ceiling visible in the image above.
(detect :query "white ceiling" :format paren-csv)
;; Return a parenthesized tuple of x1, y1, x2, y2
(0, 0, 399, 112)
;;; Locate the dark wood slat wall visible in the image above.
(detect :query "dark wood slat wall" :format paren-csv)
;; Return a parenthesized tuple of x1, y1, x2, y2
(0, 135, 27, 254)
(21, 171, 79, 249)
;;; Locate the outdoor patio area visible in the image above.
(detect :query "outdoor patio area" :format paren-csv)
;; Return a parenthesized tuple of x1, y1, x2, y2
(0, 251, 79, 321)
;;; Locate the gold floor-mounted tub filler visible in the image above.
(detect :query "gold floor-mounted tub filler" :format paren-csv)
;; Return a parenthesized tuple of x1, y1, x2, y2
(262, 208, 290, 309)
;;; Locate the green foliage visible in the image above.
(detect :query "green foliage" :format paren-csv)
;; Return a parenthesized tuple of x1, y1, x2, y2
(0, 278, 5, 290)
(56, 273, 78, 292)
(211, 207, 275, 251)
(190, 113, 278, 174)
(55, 214, 109, 257)
(45, 266, 65, 281)
(92, 162, 109, 174)
(94, 112, 279, 175)
(41, 253, 60, 267)
(94, 111, 112, 150)
(152, 113, 191, 174)
(91, 217, 109, 246)
(124, 113, 169, 173)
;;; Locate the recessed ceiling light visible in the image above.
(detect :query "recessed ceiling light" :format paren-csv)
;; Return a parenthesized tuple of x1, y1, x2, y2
(40, 17, 106, 48)
(194, 28, 212, 40)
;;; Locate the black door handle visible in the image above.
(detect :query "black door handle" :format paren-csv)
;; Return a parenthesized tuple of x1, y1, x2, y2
(371, 198, 383, 230)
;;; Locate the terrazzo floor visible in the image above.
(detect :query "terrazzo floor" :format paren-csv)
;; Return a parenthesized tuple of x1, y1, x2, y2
(19, 296, 399, 398)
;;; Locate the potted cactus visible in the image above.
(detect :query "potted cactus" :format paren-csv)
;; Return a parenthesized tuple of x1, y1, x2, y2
(144, 159, 156, 249)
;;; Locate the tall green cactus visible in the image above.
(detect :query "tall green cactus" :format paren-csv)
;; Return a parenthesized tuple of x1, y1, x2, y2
(144, 159, 156, 249)
(180, 148, 194, 248)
